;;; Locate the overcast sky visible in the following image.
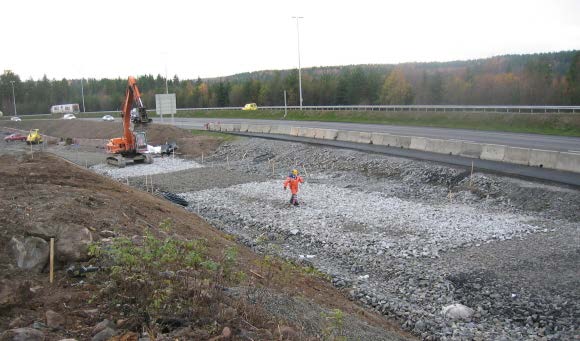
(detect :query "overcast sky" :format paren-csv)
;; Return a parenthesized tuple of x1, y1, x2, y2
(1, 0, 579, 80)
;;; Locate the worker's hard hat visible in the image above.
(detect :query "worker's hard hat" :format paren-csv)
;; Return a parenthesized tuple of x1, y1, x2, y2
(292, 169, 299, 175)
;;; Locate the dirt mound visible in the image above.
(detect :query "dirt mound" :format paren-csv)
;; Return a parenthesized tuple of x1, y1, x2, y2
(0, 119, 191, 141)
(0, 120, 222, 158)
(0, 152, 410, 340)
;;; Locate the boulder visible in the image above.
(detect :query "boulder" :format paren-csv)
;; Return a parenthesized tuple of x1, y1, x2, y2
(0, 327, 45, 341)
(10, 236, 49, 273)
(442, 303, 474, 320)
(27, 223, 93, 263)
(55, 225, 93, 263)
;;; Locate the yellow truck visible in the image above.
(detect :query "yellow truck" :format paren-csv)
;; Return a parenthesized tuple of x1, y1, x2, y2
(26, 129, 43, 145)
(242, 103, 257, 111)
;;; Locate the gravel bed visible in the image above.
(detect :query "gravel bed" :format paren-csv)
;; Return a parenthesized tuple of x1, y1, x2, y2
(91, 157, 202, 179)
(181, 181, 547, 258)
(90, 137, 580, 340)
(180, 181, 578, 340)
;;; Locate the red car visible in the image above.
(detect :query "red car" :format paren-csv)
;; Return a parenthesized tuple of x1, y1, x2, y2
(4, 133, 27, 142)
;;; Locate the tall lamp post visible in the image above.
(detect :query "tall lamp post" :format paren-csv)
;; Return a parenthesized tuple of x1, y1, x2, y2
(80, 78, 86, 112)
(10, 81, 17, 116)
(292, 16, 304, 109)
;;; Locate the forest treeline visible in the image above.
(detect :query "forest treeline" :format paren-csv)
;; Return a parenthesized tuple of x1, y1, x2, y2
(1, 51, 579, 115)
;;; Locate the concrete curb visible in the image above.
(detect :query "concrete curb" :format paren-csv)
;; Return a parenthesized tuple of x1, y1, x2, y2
(205, 123, 580, 173)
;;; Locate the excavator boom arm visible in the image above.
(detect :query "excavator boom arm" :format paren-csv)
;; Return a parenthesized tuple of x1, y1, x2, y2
(120, 76, 146, 147)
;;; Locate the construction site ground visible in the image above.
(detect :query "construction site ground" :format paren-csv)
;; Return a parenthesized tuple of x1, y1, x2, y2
(0, 122, 411, 341)
(1, 120, 579, 340)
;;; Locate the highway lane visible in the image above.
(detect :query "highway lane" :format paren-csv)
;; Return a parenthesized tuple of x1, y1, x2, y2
(159, 117, 580, 153)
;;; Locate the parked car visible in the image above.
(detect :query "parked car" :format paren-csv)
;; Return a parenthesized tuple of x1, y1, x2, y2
(4, 133, 27, 142)
(242, 103, 257, 111)
(10, 116, 22, 122)
(63, 114, 76, 120)
(102, 115, 114, 122)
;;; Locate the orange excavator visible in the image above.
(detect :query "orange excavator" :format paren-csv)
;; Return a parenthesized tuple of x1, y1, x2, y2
(105, 76, 153, 167)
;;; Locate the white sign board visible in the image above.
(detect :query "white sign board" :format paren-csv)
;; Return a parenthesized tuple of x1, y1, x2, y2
(155, 93, 176, 122)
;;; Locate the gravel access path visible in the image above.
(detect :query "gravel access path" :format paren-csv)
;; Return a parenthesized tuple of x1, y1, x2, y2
(91, 157, 202, 179)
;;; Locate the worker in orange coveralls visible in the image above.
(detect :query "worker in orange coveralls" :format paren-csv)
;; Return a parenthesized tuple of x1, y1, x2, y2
(283, 169, 304, 206)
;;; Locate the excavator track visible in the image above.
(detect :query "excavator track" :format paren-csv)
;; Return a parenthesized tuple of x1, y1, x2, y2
(106, 156, 126, 168)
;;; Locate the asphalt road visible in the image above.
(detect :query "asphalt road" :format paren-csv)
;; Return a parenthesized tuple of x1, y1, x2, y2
(158, 117, 580, 153)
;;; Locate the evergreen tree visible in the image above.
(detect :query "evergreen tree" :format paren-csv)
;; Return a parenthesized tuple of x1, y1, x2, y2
(566, 52, 580, 104)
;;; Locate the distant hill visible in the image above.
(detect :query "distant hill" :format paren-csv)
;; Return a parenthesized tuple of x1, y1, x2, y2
(1, 50, 579, 114)
(212, 51, 577, 82)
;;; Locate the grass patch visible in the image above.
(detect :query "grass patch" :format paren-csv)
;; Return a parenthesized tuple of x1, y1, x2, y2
(189, 129, 237, 141)
(86, 220, 276, 338)
(6, 108, 579, 136)
(174, 109, 580, 137)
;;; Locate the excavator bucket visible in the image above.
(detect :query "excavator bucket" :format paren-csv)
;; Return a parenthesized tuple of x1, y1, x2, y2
(131, 107, 152, 124)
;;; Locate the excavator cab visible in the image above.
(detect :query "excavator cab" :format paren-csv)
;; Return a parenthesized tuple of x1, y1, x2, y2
(134, 131, 148, 153)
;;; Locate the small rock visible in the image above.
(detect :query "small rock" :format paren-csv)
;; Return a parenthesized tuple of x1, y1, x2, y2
(99, 230, 116, 238)
(92, 327, 116, 341)
(78, 309, 99, 318)
(442, 303, 474, 320)
(0, 327, 45, 341)
(92, 319, 115, 335)
(414, 319, 426, 332)
(31, 321, 47, 330)
(45, 310, 64, 329)
(222, 327, 232, 338)
(290, 229, 299, 235)
(208, 326, 232, 341)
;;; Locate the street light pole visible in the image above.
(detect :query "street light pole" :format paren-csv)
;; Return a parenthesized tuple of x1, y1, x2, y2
(10, 81, 17, 116)
(165, 55, 169, 94)
(292, 16, 304, 110)
(80, 78, 86, 112)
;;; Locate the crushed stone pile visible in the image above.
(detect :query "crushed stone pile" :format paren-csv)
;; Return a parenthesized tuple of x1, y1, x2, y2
(91, 157, 202, 179)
